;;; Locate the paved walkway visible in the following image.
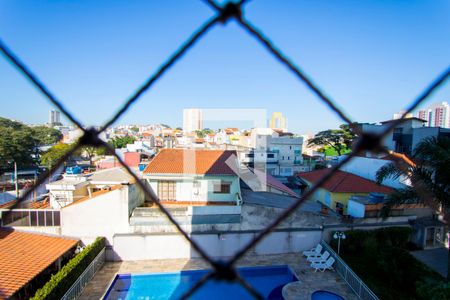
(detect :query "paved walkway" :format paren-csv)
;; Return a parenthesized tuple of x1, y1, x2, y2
(79, 253, 358, 299)
(411, 248, 448, 278)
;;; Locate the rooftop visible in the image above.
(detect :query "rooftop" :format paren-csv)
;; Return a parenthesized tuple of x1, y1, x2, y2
(0, 198, 50, 209)
(379, 117, 426, 124)
(88, 167, 136, 184)
(0, 229, 78, 298)
(143, 149, 238, 176)
(297, 169, 394, 194)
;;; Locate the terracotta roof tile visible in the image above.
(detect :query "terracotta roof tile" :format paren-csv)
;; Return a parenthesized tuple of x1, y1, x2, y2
(297, 169, 393, 194)
(0, 199, 50, 209)
(0, 229, 78, 298)
(143, 149, 237, 175)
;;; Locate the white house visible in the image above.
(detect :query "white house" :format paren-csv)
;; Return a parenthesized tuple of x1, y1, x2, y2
(143, 149, 242, 205)
(46, 175, 90, 209)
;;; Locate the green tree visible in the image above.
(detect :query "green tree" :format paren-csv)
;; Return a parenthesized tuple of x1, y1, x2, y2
(0, 117, 25, 129)
(31, 126, 63, 145)
(308, 124, 356, 156)
(40, 143, 74, 168)
(130, 126, 139, 133)
(78, 146, 111, 166)
(376, 136, 450, 280)
(195, 130, 206, 138)
(0, 119, 38, 173)
(109, 136, 136, 149)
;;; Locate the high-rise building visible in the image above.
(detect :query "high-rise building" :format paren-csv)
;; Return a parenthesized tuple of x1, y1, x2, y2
(183, 109, 203, 133)
(269, 112, 286, 132)
(416, 102, 450, 128)
(48, 110, 61, 126)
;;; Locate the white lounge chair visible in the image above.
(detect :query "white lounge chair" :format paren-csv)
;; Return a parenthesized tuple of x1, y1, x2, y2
(311, 257, 335, 272)
(302, 244, 322, 257)
(307, 251, 330, 263)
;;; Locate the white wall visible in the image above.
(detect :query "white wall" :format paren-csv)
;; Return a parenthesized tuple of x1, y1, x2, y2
(339, 155, 406, 189)
(112, 230, 321, 261)
(347, 200, 365, 218)
(61, 186, 131, 245)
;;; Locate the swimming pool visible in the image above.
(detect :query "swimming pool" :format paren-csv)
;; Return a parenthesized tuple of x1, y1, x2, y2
(311, 290, 345, 300)
(103, 265, 298, 300)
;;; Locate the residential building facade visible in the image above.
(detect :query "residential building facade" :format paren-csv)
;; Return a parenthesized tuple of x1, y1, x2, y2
(417, 101, 450, 128)
(358, 117, 450, 155)
(143, 149, 242, 205)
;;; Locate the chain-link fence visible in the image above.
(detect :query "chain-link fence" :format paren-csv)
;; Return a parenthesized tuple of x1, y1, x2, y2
(1, 0, 449, 299)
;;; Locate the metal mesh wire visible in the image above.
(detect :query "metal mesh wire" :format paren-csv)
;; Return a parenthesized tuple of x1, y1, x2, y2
(1, 0, 449, 299)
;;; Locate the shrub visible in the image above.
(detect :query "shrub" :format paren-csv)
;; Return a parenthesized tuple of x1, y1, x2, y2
(330, 227, 412, 254)
(329, 227, 445, 300)
(417, 280, 450, 300)
(31, 237, 106, 300)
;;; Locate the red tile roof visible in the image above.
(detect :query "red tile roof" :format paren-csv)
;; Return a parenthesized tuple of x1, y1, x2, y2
(0, 199, 50, 209)
(0, 229, 78, 298)
(297, 169, 394, 194)
(143, 149, 237, 175)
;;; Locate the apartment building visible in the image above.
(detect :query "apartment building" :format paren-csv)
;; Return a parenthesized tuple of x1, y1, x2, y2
(358, 117, 450, 155)
(417, 101, 450, 128)
(245, 128, 304, 176)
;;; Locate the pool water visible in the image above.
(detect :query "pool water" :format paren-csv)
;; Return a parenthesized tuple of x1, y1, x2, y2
(104, 265, 298, 300)
(311, 290, 345, 300)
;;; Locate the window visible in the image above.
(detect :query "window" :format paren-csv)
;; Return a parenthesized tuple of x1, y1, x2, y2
(267, 153, 274, 158)
(287, 156, 290, 160)
(282, 156, 285, 160)
(158, 181, 176, 200)
(213, 181, 231, 194)
(245, 153, 254, 158)
(193, 180, 201, 188)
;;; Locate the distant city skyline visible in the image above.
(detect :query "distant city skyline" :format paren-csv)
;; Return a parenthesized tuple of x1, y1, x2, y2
(417, 101, 450, 128)
(1, 1, 449, 133)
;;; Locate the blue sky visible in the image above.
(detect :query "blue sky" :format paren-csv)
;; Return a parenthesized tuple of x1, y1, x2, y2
(1, 0, 449, 134)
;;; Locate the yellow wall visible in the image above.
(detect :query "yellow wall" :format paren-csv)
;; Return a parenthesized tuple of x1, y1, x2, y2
(307, 181, 369, 214)
(331, 192, 369, 214)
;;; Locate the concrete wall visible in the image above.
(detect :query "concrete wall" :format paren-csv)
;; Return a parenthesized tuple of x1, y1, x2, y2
(128, 182, 146, 215)
(61, 186, 131, 245)
(188, 205, 241, 215)
(112, 229, 322, 261)
(412, 127, 440, 151)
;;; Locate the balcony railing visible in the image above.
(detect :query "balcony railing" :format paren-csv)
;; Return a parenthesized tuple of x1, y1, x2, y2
(320, 240, 379, 300)
(61, 247, 106, 300)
